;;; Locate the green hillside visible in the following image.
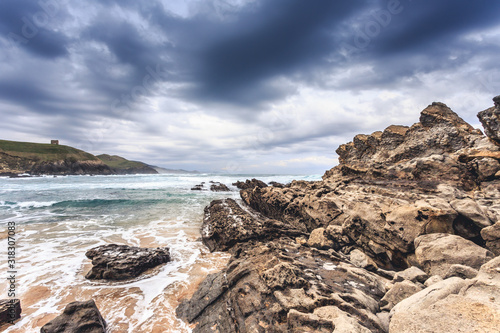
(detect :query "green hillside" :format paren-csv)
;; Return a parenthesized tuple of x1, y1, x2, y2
(0, 139, 98, 162)
(97, 154, 158, 174)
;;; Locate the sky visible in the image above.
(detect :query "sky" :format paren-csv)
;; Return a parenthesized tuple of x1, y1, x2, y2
(0, 0, 499, 174)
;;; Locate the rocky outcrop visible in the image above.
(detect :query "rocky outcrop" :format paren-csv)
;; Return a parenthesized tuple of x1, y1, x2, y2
(191, 181, 231, 191)
(414, 233, 494, 278)
(233, 178, 268, 190)
(30, 160, 114, 176)
(40, 300, 106, 333)
(389, 256, 500, 333)
(0, 299, 21, 324)
(85, 244, 170, 280)
(210, 181, 231, 192)
(177, 237, 389, 332)
(178, 97, 500, 332)
(478, 95, 500, 146)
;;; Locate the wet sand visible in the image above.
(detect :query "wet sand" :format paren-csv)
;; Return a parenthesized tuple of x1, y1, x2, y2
(0, 220, 230, 332)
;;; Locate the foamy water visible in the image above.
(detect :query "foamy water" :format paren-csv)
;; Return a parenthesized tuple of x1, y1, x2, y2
(0, 173, 319, 332)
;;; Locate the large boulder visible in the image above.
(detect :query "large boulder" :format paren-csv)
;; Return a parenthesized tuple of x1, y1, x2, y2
(40, 300, 106, 333)
(389, 257, 500, 333)
(414, 233, 494, 278)
(85, 244, 170, 280)
(481, 222, 500, 255)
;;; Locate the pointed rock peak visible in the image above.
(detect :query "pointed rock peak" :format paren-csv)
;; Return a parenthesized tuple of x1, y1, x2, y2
(477, 95, 500, 146)
(493, 95, 500, 109)
(419, 102, 474, 132)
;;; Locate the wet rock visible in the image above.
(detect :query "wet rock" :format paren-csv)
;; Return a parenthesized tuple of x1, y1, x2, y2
(0, 299, 21, 324)
(40, 300, 106, 333)
(85, 244, 170, 280)
(414, 233, 494, 278)
(269, 181, 285, 188)
(190, 184, 205, 191)
(232, 178, 268, 190)
(209, 182, 230, 192)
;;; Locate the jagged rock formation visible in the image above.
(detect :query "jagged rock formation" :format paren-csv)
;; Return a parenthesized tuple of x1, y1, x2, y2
(177, 98, 500, 332)
(40, 300, 106, 333)
(85, 244, 170, 280)
(233, 178, 268, 190)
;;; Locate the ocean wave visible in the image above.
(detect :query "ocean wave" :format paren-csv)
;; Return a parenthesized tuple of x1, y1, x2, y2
(50, 198, 166, 208)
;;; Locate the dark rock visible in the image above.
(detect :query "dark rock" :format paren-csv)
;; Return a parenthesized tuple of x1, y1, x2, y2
(191, 184, 205, 191)
(40, 300, 106, 333)
(210, 182, 230, 192)
(201, 199, 307, 252)
(177, 237, 389, 333)
(85, 244, 170, 280)
(0, 299, 21, 324)
(30, 160, 114, 176)
(232, 178, 268, 190)
(269, 181, 285, 188)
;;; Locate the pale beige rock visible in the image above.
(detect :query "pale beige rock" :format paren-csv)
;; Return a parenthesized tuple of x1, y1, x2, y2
(414, 233, 494, 277)
(389, 257, 500, 333)
(393, 266, 428, 283)
(443, 264, 479, 280)
(481, 222, 500, 255)
(450, 198, 492, 228)
(349, 249, 377, 270)
(424, 275, 443, 287)
(308, 227, 334, 249)
(380, 280, 422, 311)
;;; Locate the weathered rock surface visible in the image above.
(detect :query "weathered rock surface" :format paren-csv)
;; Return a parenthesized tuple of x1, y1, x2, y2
(481, 221, 500, 255)
(85, 244, 170, 280)
(40, 300, 106, 333)
(0, 299, 21, 324)
(478, 95, 500, 145)
(177, 237, 389, 332)
(389, 256, 500, 333)
(414, 233, 494, 278)
(178, 98, 500, 333)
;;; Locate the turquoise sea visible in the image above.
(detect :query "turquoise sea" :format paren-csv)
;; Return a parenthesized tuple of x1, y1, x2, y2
(0, 173, 320, 332)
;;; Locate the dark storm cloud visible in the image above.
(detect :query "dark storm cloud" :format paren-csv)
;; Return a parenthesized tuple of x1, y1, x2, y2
(1, 0, 500, 172)
(0, 0, 68, 58)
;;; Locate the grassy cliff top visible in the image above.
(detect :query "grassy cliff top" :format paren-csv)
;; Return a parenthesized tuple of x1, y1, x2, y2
(0, 140, 98, 162)
(97, 154, 150, 169)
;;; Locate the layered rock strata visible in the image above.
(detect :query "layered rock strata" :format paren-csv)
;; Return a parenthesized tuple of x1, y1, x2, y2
(85, 244, 170, 280)
(178, 97, 500, 332)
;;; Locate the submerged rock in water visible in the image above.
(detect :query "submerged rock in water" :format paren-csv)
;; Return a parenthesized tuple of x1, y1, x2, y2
(0, 299, 21, 325)
(40, 299, 106, 333)
(210, 182, 230, 192)
(85, 244, 170, 280)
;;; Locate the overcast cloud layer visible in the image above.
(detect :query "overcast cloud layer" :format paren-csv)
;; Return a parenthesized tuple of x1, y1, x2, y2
(1, 0, 499, 174)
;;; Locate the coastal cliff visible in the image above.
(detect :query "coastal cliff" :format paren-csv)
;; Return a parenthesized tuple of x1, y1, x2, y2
(0, 140, 157, 176)
(177, 98, 500, 332)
